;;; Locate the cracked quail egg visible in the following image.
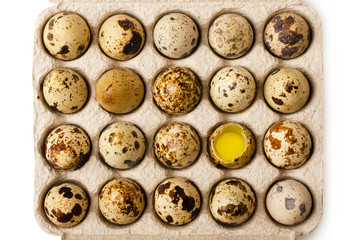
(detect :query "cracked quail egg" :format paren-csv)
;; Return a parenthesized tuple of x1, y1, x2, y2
(42, 68, 88, 114)
(99, 14, 145, 60)
(96, 68, 145, 114)
(266, 179, 313, 225)
(154, 12, 199, 59)
(208, 123, 255, 169)
(44, 124, 91, 170)
(210, 66, 256, 113)
(44, 182, 89, 227)
(264, 12, 311, 59)
(99, 122, 146, 169)
(153, 67, 201, 115)
(99, 178, 146, 225)
(209, 178, 256, 226)
(154, 177, 201, 226)
(43, 12, 91, 61)
(263, 68, 310, 113)
(209, 13, 254, 59)
(264, 120, 312, 169)
(154, 122, 200, 169)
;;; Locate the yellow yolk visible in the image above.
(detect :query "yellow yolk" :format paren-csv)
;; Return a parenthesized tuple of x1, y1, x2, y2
(213, 125, 246, 162)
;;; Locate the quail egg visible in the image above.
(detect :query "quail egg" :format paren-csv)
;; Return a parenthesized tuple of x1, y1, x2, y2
(43, 12, 91, 60)
(209, 123, 255, 169)
(99, 122, 146, 169)
(44, 125, 91, 170)
(266, 179, 313, 225)
(96, 68, 145, 114)
(264, 12, 311, 59)
(99, 14, 145, 60)
(153, 67, 201, 115)
(209, 13, 254, 59)
(42, 68, 88, 114)
(264, 120, 312, 169)
(154, 12, 199, 59)
(154, 177, 201, 225)
(263, 68, 310, 113)
(154, 123, 200, 169)
(209, 178, 256, 225)
(210, 66, 256, 113)
(99, 178, 146, 225)
(44, 182, 89, 227)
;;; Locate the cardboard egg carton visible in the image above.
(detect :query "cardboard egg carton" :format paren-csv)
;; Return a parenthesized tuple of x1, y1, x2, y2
(33, 0, 323, 239)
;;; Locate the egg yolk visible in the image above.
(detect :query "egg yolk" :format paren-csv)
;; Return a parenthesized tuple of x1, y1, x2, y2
(213, 125, 246, 162)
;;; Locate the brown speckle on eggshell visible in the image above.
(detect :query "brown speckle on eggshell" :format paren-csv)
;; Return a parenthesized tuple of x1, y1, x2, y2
(99, 122, 146, 169)
(209, 178, 256, 225)
(99, 14, 145, 61)
(154, 123, 200, 169)
(42, 68, 88, 114)
(209, 13, 254, 59)
(99, 178, 146, 225)
(153, 67, 201, 115)
(154, 177, 201, 226)
(264, 120, 312, 169)
(43, 12, 91, 61)
(44, 183, 89, 227)
(264, 12, 311, 59)
(96, 68, 145, 114)
(44, 125, 91, 170)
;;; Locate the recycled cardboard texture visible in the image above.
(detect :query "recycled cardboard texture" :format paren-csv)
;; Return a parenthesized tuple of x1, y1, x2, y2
(33, 0, 323, 239)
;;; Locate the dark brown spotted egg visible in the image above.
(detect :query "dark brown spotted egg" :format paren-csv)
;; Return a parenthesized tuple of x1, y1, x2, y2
(264, 12, 311, 59)
(266, 179, 312, 225)
(153, 67, 201, 115)
(154, 177, 201, 226)
(44, 125, 91, 170)
(209, 13, 254, 59)
(44, 183, 89, 227)
(209, 178, 256, 226)
(43, 12, 91, 61)
(154, 123, 200, 169)
(99, 178, 146, 225)
(154, 13, 199, 59)
(99, 14, 145, 61)
(96, 68, 145, 114)
(210, 66, 256, 113)
(42, 68, 88, 114)
(264, 120, 312, 169)
(263, 68, 310, 113)
(99, 122, 146, 169)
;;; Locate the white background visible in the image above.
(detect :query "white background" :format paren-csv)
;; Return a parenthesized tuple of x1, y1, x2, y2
(0, 0, 352, 239)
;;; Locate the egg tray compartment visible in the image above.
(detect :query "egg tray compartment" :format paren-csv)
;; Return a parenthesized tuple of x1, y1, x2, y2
(33, 0, 323, 239)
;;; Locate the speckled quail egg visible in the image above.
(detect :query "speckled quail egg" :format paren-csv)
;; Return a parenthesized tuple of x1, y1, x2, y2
(154, 13, 199, 59)
(209, 13, 254, 59)
(44, 125, 91, 170)
(42, 68, 88, 114)
(99, 14, 145, 60)
(43, 12, 91, 61)
(266, 179, 313, 225)
(99, 122, 146, 169)
(264, 12, 311, 59)
(153, 67, 201, 115)
(44, 182, 89, 227)
(263, 68, 310, 113)
(264, 120, 312, 169)
(209, 178, 256, 226)
(154, 177, 201, 225)
(154, 123, 200, 169)
(209, 123, 255, 169)
(99, 178, 146, 225)
(210, 66, 256, 113)
(96, 68, 145, 114)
